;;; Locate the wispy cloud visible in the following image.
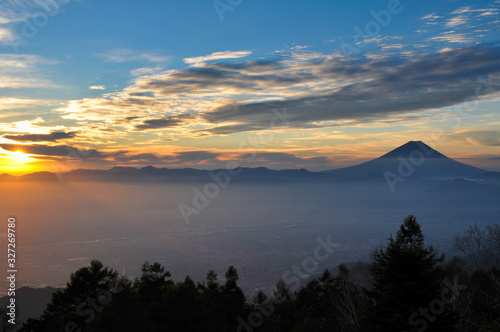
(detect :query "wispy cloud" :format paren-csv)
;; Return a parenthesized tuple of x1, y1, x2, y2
(133, 114, 196, 131)
(183, 50, 252, 66)
(58, 44, 500, 140)
(453, 130, 500, 146)
(422, 3, 500, 47)
(89, 85, 106, 90)
(0, 143, 105, 158)
(96, 48, 170, 63)
(421, 13, 441, 23)
(0, 117, 67, 137)
(0, 0, 74, 46)
(2, 131, 77, 143)
(428, 31, 473, 44)
(0, 97, 60, 113)
(0, 54, 60, 88)
(445, 15, 468, 28)
(451, 6, 499, 16)
(130, 67, 164, 77)
(40, 1, 500, 153)
(0, 27, 13, 43)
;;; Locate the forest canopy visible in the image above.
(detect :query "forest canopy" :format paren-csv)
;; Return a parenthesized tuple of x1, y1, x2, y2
(3, 216, 499, 332)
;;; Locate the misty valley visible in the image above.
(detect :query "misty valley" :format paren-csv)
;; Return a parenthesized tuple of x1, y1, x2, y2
(2, 176, 498, 295)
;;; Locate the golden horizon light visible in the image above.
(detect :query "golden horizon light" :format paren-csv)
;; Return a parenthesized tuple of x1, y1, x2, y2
(0, 149, 41, 175)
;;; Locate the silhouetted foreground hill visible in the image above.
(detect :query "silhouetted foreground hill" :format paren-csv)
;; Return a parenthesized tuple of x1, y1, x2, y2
(0, 287, 58, 323)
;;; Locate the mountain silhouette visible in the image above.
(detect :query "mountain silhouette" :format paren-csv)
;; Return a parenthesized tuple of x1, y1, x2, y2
(1, 141, 494, 182)
(379, 141, 447, 159)
(325, 141, 485, 179)
(12, 166, 331, 183)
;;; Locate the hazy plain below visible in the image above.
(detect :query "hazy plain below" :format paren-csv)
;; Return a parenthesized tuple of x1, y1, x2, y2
(1, 179, 499, 295)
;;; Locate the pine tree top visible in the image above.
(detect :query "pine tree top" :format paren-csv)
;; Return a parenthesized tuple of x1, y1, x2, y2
(395, 215, 424, 250)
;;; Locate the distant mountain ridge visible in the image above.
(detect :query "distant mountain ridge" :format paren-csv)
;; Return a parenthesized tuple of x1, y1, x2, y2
(1, 141, 497, 183)
(3, 166, 335, 183)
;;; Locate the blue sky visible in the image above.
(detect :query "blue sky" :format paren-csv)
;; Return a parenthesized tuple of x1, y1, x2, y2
(0, 0, 500, 174)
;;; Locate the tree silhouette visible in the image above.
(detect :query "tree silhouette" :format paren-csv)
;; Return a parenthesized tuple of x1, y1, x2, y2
(133, 261, 172, 328)
(135, 262, 172, 303)
(361, 215, 455, 331)
(270, 278, 295, 331)
(161, 276, 205, 331)
(220, 266, 246, 330)
(455, 223, 500, 288)
(20, 260, 121, 331)
(295, 269, 337, 330)
(93, 277, 146, 331)
(395, 215, 424, 250)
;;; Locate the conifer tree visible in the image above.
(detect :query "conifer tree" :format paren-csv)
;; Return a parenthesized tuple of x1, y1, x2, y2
(361, 215, 456, 331)
(20, 260, 122, 331)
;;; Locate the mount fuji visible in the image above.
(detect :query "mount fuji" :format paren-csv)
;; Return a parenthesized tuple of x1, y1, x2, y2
(325, 141, 486, 179)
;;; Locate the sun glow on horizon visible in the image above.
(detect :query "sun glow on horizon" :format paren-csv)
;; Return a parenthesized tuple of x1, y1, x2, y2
(0, 150, 41, 175)
(11, 151, 35, 163)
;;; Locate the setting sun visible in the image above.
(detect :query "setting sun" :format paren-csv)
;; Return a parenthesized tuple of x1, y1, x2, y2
(10, 150, 35, 163)
(0, 149, 40, 175)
